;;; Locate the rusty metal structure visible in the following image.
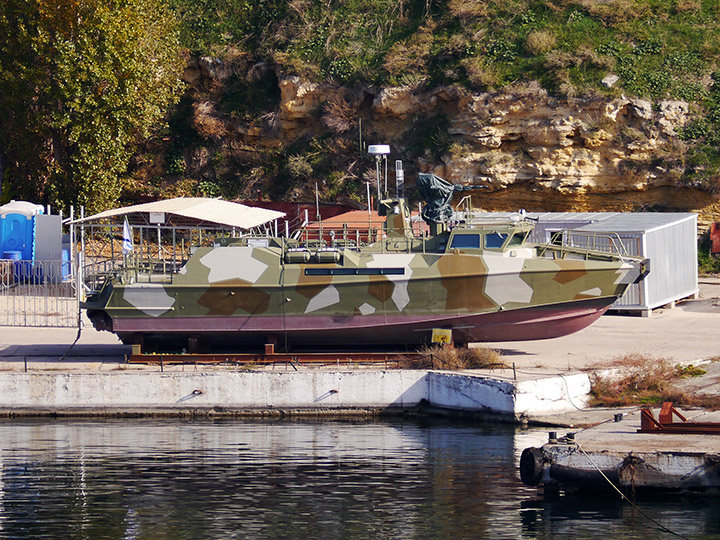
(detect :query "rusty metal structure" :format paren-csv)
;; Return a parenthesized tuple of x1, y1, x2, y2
(639, 402, 720, 434)
(127, 343, 419, 368)
(711, 222, 720, 257)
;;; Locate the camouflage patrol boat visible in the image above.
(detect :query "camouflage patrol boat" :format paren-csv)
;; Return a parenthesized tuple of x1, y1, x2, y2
(84, 174, 648, 350)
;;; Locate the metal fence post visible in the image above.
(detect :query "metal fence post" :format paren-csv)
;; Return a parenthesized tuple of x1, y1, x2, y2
(75, 250, 83, 330)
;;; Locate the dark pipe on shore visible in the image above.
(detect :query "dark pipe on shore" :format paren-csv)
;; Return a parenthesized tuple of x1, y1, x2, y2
(548, 464, 621, 490)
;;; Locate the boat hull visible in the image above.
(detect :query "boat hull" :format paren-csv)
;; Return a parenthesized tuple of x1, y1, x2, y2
(112, 296, 615, 350)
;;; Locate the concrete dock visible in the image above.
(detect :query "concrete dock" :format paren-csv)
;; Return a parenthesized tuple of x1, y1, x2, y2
(0, 277, 717, 422)
(520, 407, 720, 493)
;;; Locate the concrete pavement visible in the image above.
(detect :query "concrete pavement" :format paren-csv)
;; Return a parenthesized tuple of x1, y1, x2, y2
(481, 276, 720, 372)
(0, 277, 716, 424)
(1, 277, 717, 372)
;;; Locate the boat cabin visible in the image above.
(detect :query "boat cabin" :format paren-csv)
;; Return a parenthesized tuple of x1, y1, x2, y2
(446, 224, 533, 254)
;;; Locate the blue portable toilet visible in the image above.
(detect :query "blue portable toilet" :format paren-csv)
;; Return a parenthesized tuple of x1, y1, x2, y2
(0, 201, 43, 259)
(0, 201, 44, 281)
(1, 213, 33, 260)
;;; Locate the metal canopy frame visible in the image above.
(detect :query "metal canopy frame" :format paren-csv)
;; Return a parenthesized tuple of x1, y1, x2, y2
(72, 199, 285, 295)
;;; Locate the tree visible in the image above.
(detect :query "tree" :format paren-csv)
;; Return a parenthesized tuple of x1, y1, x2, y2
(0, 0, 184, 213)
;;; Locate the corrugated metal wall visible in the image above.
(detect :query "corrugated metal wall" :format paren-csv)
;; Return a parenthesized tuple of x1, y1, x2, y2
(472, 210, 699, 312)
(33, 214, 63, 284)
(34, 214, 62, 260)
(611, 235, 645, 309)
(644, 216, 698, 309)
(577, 214, 698, 311)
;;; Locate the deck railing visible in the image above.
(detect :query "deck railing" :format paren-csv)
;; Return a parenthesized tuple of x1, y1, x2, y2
(80, 219, 636, 295)
(538, 230, 630, 260)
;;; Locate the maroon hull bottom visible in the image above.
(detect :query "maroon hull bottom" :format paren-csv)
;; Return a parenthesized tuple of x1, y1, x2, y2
(112, 296, 616, 350)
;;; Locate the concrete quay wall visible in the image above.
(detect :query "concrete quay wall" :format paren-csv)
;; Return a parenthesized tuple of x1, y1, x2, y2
(0, 370, 590, 419)
(520, 408, 720, 493)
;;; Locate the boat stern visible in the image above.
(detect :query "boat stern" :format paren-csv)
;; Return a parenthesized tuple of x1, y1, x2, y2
(81, 281, 115, 332)
(616, 256, 651, 287)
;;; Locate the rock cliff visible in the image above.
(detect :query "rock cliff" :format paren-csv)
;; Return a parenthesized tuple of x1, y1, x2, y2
(182, 57, 720, 226)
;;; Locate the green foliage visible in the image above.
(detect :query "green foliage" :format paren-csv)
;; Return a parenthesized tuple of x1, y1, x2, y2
(165, 94, 203, 181)
(408, 114, 452, 159)
(196, 180, 222, 197)
(677, 70, 720, 191)
(680, 120, 710, 141)
(287, 155, 313, 180)
(0, 0, 184, 213)
(167, 153, 187, 175)
(219, 70, 281, 117)
(167, 0, 287, 54)
(168, 95, 204, 150)
(677, 364, 706, 378)
(487, 39, 519, 62)
(699, 236, 720, 274)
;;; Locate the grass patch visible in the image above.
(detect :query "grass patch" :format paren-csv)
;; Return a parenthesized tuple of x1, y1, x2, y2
(169, 0, 720, 96)
(698, 235, 720, 275)
(589, 354, 718, 409)
(398, 344, 506, 370)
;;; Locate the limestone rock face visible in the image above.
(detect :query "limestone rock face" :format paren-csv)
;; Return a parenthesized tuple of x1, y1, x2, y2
(182, 58, 202, 87)
(442, 90, 691, 201)
(658, 100, 689, 136)
(185, 63, 714, 214)
(198, 56, 233, 82)
(279, 77, 325, 119)
(373, 87, 421, 117)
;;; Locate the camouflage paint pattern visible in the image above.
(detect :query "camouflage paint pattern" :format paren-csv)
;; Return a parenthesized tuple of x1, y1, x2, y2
(84, 203, 648, 348)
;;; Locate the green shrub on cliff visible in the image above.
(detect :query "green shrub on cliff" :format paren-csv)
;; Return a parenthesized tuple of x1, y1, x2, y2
(168, 0, 720, 99)
(679, 71, 720, 192)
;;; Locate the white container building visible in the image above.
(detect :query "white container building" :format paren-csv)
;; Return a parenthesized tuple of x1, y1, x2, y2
(466, 210, 698, 315)
(576, 213, 698, 315)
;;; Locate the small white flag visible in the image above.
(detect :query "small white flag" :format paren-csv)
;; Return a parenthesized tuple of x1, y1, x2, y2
(122, 217, 133, 254)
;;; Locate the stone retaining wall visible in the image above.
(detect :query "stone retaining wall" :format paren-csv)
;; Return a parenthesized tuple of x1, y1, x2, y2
(0, 370, 591, 419)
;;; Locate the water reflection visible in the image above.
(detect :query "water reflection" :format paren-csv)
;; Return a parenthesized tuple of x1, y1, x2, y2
(0, 419, 715, 539)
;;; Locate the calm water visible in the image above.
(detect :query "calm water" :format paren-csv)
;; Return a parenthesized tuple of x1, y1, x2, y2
(0, 418, 716, 540)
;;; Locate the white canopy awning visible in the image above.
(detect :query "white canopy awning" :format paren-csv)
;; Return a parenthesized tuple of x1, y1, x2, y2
(71, 198, 285, 230)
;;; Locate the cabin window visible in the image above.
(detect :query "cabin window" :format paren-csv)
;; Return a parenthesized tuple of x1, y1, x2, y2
(484, 232, 508, 249)
(507, 232, 527, 247)
(304, 268, 404, 276)
(450, 234, 481, 249)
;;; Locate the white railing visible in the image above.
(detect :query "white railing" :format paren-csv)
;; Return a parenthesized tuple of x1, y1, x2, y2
(539, 230, 630, 260)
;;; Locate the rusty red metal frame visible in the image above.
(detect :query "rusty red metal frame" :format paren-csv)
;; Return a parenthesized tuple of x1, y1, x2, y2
(639, 402, 720, 434)
(127, 344, 420, 367)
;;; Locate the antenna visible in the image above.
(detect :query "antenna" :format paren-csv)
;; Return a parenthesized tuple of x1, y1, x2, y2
(315, 182, 320, 221)
(368, 144, 390, 200)
(395, 160, 404, 199)
(366, 178, 371, 219)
